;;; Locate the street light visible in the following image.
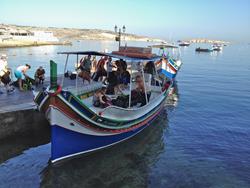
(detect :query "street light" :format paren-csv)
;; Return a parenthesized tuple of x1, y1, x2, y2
(114, 25, 126, 49)
(122, 25, 126, 33)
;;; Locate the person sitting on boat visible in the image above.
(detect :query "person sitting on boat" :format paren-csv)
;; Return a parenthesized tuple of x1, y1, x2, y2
(144, 61, 156, 75)
(93, 86, 112, 108)
(78, 55, 92, 84)
(34, 66, 45, 86)
(131, 75, 150, 107)
(92, 56, 108, 82)
(0, 54, 14, 94)
(106, 71, 123, 95)
(14, 64, 31, 91)
(116, 63, 130, 90)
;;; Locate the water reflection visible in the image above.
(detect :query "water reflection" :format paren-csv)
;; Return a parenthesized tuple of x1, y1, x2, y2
(0, 124, 50, 164)
(40, 110, 169, 188)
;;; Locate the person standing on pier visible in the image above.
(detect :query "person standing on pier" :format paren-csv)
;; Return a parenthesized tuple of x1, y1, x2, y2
(34, 66, 45, 86)
(0, 54, 14, 94)
(78, 55, 91, 84)
(14, 64, 31, 91)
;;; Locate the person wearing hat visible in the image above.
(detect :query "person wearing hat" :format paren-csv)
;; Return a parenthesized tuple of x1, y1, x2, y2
(34, 66, 45, 86)
(14, 64, 31, 91)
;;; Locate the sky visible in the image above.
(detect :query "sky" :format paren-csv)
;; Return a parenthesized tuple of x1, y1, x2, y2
(1, 0, 250, 42)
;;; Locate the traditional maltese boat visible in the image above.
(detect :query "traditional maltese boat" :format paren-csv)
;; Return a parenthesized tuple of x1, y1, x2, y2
(33, 47, 182, 163)
(149, 45, 182, 79)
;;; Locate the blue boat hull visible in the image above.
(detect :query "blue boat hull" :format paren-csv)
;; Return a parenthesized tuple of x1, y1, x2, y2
(51, 118, 156, 162)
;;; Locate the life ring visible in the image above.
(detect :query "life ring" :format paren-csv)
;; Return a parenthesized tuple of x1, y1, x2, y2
(48, 85, 62, 97)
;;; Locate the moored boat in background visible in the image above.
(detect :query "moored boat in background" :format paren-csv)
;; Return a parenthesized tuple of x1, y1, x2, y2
(195, 47, 213, 52)
(212, 44, 223, 51)
(179, 41, 190, 46)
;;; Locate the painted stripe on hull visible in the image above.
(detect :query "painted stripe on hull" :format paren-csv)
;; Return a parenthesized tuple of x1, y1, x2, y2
(51, 108, 160, 163)
(41, 90, 167, 131)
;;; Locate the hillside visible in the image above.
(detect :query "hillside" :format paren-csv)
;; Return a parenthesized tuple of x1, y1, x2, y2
(0, 24, 164, 42)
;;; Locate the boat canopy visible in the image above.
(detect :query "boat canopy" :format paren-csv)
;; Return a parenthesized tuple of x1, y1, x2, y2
(58, 51, 161, 61)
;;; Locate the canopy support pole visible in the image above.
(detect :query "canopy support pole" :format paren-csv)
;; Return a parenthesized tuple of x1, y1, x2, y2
(61, 54, 69, 87)
(141, 62, 148, 104)
(76, 55, 79, 93)
(128, 61, 132, 108)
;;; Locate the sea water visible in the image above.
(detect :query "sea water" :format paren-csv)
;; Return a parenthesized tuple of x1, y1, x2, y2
(0, 41, 249, 187)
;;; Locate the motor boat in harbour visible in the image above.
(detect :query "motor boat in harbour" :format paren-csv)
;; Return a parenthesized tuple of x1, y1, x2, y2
(195, 47, 213, 52)
(178, 41, 190, 47)
(212, 44, 223, 51)
(33, 46, 182, 163)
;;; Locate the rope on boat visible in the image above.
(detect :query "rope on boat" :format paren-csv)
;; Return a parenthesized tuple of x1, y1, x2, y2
(48, 85, 62, 97)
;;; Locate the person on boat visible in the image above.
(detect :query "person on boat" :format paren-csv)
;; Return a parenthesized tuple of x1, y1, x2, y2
(120, 59, 127, 71)
(93, 86, 112, 108)
(106, 71, 124, 95)
(34, 66, 45, 86)
(144, 61, 156, 75)
(93, 56, 107, 82)
(131, 75, 150, 107)
(103, 56, 115, 85)
(106, 57, 113, 78)
(0, 54, 14, 94)
(78, 55, 92, 84)
(91, 56, 97, 75)
(116, 62, 130, 90)
(14, 64, 31, 91)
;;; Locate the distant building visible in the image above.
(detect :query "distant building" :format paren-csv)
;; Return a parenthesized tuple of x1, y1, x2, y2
(0, 26, 59, 42)
(10, 30, 59, 42)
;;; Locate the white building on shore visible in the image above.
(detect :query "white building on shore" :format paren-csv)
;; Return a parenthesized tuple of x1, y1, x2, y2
(9, 30, 59, 42)
(0, 26, 59, 42)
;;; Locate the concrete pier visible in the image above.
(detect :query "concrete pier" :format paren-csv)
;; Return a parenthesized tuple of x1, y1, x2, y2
(0, 76, 82, 140)
(0, 87, 48, 139)
(0, 109, 49, 140)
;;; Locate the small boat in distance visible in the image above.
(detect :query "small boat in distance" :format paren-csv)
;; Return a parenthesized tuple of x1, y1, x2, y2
(179, 41, 190, 47)
(195, 47, 213, 52)
(212, 44, 223, 51)
(148, 43, 178, 49)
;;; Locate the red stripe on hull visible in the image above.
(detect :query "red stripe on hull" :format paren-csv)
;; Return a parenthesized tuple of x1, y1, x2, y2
(42, 96, 164, 134)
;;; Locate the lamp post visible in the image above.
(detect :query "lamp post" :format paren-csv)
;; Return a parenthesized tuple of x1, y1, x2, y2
(114, 25, 126, 49)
